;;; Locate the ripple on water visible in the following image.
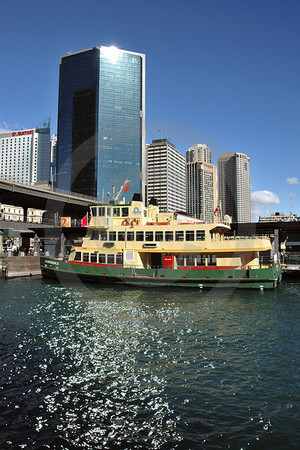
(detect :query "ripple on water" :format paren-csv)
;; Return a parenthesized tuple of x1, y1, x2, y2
(0, 279, 299, 448)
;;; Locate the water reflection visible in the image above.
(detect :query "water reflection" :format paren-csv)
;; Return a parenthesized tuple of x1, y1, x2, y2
(0, 278, 299, 448)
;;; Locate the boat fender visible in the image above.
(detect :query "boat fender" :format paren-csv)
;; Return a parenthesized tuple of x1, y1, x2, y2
(131, 218, 139, 226)
(121, 218, 130, 226)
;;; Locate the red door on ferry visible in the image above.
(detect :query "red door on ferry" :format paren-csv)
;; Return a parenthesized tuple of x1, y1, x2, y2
(163, 255, 175, 269)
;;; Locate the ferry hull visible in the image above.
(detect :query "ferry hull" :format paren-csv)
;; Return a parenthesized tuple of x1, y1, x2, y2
(40, 257, 282, 290)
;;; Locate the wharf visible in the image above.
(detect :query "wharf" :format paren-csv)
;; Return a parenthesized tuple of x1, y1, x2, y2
(3, 255, 41, 279)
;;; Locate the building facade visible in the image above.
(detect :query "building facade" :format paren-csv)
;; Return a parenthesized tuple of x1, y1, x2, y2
(186, 144, 216, 222)
(0, 204, 45, 223)
(0, 124, 50, 185)
(56, 46, 145, 201)
(259, 212, 299, 222)
(218, 152, 251, 223)
(146, 139, 186, 212)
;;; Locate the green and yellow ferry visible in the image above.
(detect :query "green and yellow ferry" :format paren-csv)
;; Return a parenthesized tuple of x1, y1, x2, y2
(40, 195, 282, 289)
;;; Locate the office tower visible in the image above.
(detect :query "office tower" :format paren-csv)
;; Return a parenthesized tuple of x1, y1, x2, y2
(146, 139, 186, 212)
(218, 152, 251, 223)
(186, 143, 212, 164)
(0, 121, 50, 185)
(186, 144, 216, 222)
(56, 46, 145, 201)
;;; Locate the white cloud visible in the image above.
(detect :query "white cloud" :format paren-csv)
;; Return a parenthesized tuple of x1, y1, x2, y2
(286, 177, 299, 185)
(251, 190, 280, 220)
(251, 190, 280, 206)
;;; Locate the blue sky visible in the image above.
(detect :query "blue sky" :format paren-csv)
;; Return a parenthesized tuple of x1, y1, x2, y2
(1, 0, 299, 219)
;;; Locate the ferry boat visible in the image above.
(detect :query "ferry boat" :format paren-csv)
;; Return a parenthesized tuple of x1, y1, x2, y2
(40, 195, 282, 289)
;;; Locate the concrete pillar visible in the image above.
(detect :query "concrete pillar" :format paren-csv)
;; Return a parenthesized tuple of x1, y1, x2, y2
(272, 229, 279, 262)
(33, 234, 40, 255)
(60, 233, 66, 256)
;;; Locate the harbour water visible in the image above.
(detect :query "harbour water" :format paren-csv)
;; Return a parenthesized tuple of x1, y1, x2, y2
(0, 277, 299, 449)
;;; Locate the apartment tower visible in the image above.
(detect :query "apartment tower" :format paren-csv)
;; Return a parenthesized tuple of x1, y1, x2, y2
(217, 152, 251, 223)
(186, 144, 216, 222)
(56, 46, 145, 201)
(146, 139, 186, 212)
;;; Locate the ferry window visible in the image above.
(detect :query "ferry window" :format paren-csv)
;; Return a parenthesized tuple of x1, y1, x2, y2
(91, 253, 97, 263)
(175, 231, 184, 241)
(121, 207, 129, 217)
(196, 255, 206, 265)
(100, 231, 107, 241)
(74, 252, 81, 261)
(91, 207, 97, 217)
(113, 208, 120, 217)
(146, 231, 153, 241)
(109, 231, 116, 241)
(98, 254, 105, 263)
(186, 255, 195, 266)
(83, 253, 89, 262)
(91, 230, 99, 240)
(186, 230, 195, 241)
(155, 231, 163, 241)
(165, 231, 173, 241)
(98, 207, 105, 216)
(127, 231, 134, 241)
(176, 255, 184, 266)
(196, 230, 205, 241)
(136, 231, 144, 241)
(118, 231, 125, 241)
(207, 255, 216, 266)
(107, 254, 115, 264)
(106, 207, 111, 216)
(116, 253, 123, 265)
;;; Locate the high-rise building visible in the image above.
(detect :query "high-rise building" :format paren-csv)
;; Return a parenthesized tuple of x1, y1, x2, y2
(186, 143, 212, 164)
(146, 139, 186, 212)
(217, 152, 251, 223)
(0, 122, 50, 185)
(186, 144, 216, 222)
(56, 46, 145, 201)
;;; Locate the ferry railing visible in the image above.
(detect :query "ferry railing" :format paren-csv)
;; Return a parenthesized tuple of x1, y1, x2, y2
(224, 235, 271, 240)
(121, 262, 278, 271)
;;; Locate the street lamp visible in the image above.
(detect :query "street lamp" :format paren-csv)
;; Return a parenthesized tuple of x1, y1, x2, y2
(50, 168, 66, 190)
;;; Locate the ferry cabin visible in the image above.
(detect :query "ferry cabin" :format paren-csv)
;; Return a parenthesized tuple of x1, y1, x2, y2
(68, 199, 273, 270)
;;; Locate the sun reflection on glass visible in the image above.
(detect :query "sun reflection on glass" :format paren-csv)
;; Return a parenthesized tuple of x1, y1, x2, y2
(101, 46, 120, 63)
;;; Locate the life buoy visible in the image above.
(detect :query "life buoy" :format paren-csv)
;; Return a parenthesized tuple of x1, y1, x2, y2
(131, 218, 139, 226)
(121, 218, 130, 226)
(58, 253, 63, 259)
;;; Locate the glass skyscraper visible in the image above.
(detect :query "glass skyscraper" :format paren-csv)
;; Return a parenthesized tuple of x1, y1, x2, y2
(56, 46, 145, 201)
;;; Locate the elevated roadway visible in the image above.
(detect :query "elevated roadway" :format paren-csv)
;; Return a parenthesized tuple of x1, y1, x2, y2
(0, 179, 102, 217)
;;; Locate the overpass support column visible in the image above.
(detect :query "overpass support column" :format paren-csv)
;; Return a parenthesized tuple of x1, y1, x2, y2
(33, 234, 40, 255)
(24, 207, 28, 223)
(60, 233, 66, 256)
(272, 229, 279, 262)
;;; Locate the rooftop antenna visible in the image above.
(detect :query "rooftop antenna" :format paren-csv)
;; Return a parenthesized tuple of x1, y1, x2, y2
(290, 193, 295, 214)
